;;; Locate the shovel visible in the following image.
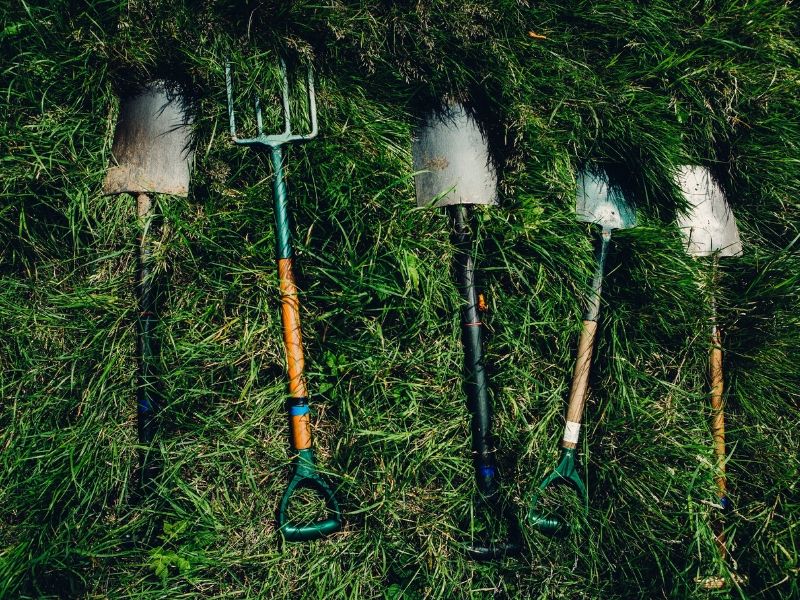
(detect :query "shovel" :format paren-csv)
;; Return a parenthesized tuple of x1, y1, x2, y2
(528, 168, 636, 535)
(412, 103, 522, 560)
(226, 58, 342, 542)
(676, 165, 744, 587)
(103, 81, 194, 496)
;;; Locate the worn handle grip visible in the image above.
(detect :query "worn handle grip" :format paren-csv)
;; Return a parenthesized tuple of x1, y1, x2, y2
(529, 448, 587, 536)
(277, 449, 342, 542)
(466, 490, 523, 560)
(467, 539, 522, 560)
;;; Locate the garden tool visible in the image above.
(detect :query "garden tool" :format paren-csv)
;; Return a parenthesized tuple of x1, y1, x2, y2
(103, 81, 194, 495)
(676, 165, 743, 579)
(226, 58, 342, 541)
(529, 168, 636, 535)
(412, 103, 522, 560)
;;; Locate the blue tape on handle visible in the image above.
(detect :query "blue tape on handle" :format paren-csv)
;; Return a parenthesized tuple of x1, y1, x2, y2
(480, 466, 496, 479)
(289, 405, 310, 416)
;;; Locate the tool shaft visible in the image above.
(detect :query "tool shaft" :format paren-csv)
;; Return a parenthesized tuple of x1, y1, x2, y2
(709, 297, 728, 558)
(135, 193, 159, 489)
(271, 146, 313, 451)
(450, 205, 497, 497)
(561, 231, 609, 449)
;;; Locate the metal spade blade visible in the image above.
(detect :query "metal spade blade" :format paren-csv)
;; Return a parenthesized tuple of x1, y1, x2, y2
(103, 82, 194, 197)
(412, 103, 497, 208)
(576, 169, 636, 231)
(676, 166, 742, 258)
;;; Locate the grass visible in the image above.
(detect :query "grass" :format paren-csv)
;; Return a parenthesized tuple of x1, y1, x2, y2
(1, 1, 799, 598)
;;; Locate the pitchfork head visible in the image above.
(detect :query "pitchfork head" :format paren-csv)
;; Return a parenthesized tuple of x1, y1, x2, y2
(225, 58, 318, 148)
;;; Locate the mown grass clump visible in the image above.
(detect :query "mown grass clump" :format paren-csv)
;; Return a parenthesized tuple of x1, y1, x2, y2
(1, 1, 798, 598)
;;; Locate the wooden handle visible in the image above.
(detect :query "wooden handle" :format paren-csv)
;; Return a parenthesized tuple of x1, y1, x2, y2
(562, 320, 598, 449)
(709, 326, 726, 495)
(277, 258, 308, 400)
(278, 258, 312, 450)
(710, 324, 727, 558)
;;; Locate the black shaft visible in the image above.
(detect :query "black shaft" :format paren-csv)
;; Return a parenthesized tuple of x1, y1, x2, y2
(449, 205, 497, 499)
(135, 193, 159, 491)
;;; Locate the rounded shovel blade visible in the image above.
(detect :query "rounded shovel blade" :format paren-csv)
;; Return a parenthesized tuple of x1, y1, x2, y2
(576, 169, 636, 231)
(412, 103, 497, 208)
(676, 166, 743, 258)
(103, 82, 194, 197)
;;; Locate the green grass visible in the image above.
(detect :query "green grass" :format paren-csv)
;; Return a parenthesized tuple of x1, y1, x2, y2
(1, 1, 799, 598)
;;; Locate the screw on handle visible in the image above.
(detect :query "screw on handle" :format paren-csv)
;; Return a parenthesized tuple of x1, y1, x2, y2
(277, 449, 342, 541)
(528, 448, 588, 535)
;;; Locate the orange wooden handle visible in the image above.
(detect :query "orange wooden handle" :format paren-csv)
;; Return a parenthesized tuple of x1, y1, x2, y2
(709, 326, 726, 497)
(710, 324, 728, 559)
(290, 410, 312, 450)
(278, 258, 308, 399)
(562, 320, 598, 449)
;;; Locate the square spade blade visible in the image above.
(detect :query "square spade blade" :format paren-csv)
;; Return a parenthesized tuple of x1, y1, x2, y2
(576, 169, 636, 231)
(412, 103, 498, 208)
(676, 166, 743, 258)
(103, 82, 194, 197)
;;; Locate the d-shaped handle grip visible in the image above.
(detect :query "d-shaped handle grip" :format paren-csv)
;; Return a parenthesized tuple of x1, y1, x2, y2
(528, 448, 587, 536)
(465, 490, 523, 561)
(467, 539, 523, 561)
(277, 450, 342, 542)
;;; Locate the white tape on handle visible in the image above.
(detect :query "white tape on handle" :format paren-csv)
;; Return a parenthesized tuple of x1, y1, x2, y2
(563, 421, 581, 444)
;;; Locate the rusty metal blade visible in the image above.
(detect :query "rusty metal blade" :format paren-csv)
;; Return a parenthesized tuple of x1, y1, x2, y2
(103, 82, 194, 197)
(676, 166, 743, 258)
(412, 103, 497, 208)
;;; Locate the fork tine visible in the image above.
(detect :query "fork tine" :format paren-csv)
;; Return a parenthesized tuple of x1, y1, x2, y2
(306, 63, 318, 139)
(255, 95, 264, 136)
(226, 55, 317, 145)
(279, 58, 292, 136)
(225, 62, 238, 138)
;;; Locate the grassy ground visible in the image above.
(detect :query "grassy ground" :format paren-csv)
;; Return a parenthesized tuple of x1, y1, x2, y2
(1, 1, 799, 598)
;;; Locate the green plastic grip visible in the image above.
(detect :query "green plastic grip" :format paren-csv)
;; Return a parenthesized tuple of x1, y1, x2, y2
(528, 448, 588, 535)
(278, 448, 342, 541)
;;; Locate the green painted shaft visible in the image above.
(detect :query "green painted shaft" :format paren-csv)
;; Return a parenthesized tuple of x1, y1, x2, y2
(271, 146, 293, 260)
(584, 230, 611, 322)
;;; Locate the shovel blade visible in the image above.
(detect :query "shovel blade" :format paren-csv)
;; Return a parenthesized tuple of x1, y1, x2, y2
(576, 169, 636, 231)
(676, 166, 743, 258)
(412, 103, 497, 208)
(103, 82, 194, 197)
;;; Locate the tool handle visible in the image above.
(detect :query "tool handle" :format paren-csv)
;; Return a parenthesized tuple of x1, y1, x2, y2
(271, 146, 293, 261)
(449, 205, 498, 497)
(561, 320, 598, 449)
(528, 448, 588, 535)
(467, 538, 522, 561)
(709, 316, 729, 559)
(278, 449, 342, 541)
(709, 323, 727, 500)
(135, 194, 160, 490)
(560, 230, 609, 449)
(268, 146, 341, 540)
